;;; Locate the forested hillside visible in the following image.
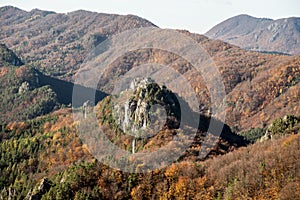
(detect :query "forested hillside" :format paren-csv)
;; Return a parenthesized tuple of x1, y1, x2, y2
(0, 6, 299, 200)
(0, 44, 58, 122)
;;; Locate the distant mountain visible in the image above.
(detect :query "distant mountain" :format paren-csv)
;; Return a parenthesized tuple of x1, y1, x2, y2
(205, 14, 300, 55)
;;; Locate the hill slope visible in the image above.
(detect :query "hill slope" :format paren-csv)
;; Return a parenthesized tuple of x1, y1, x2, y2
(0, 43, 23, 66)
(205, 14, 300, 55)
(92, 30, 300, 132)
(0, 109, 298, 199)
(0, 44, 108, 123)
(0, 44, 58, 122)
(0, 6, 156, 80)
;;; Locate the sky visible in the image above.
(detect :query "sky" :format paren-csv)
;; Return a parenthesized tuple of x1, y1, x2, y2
(0, 0, 299, 33)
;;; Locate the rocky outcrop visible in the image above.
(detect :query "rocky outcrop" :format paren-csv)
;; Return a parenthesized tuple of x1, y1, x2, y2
(114, 78, 181, 137)
(0, 187, 17, 200)
(260, 115, 300, 142)
(24, 178, 52, 200)
(18, 81, 30, 94)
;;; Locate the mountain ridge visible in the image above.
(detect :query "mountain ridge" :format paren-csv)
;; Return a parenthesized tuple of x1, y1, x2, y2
(205, 14, 300, 55)
(0, 6, 157, 80)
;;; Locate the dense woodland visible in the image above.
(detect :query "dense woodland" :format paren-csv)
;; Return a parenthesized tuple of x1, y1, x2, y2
(0, 44, 58, 123)
(0, 109, 299, 199)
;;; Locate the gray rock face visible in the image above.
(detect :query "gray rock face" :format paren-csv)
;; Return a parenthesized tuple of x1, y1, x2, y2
(24, 178, 52, 200)
(18, 81, 30, 94)
(127, 78, 154, 131)
(114, 78, 180, 138)
(0, 187, 17, 200)
(112, 78, 181, 154)
(260, 130, 273, 142)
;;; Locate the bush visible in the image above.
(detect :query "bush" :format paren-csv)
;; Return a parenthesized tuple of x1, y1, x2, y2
(268, 115, 300, 136)
(239, 127, 266, 143)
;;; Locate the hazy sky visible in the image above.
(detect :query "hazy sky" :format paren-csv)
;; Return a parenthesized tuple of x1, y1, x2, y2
(0, 0, 299, 33)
